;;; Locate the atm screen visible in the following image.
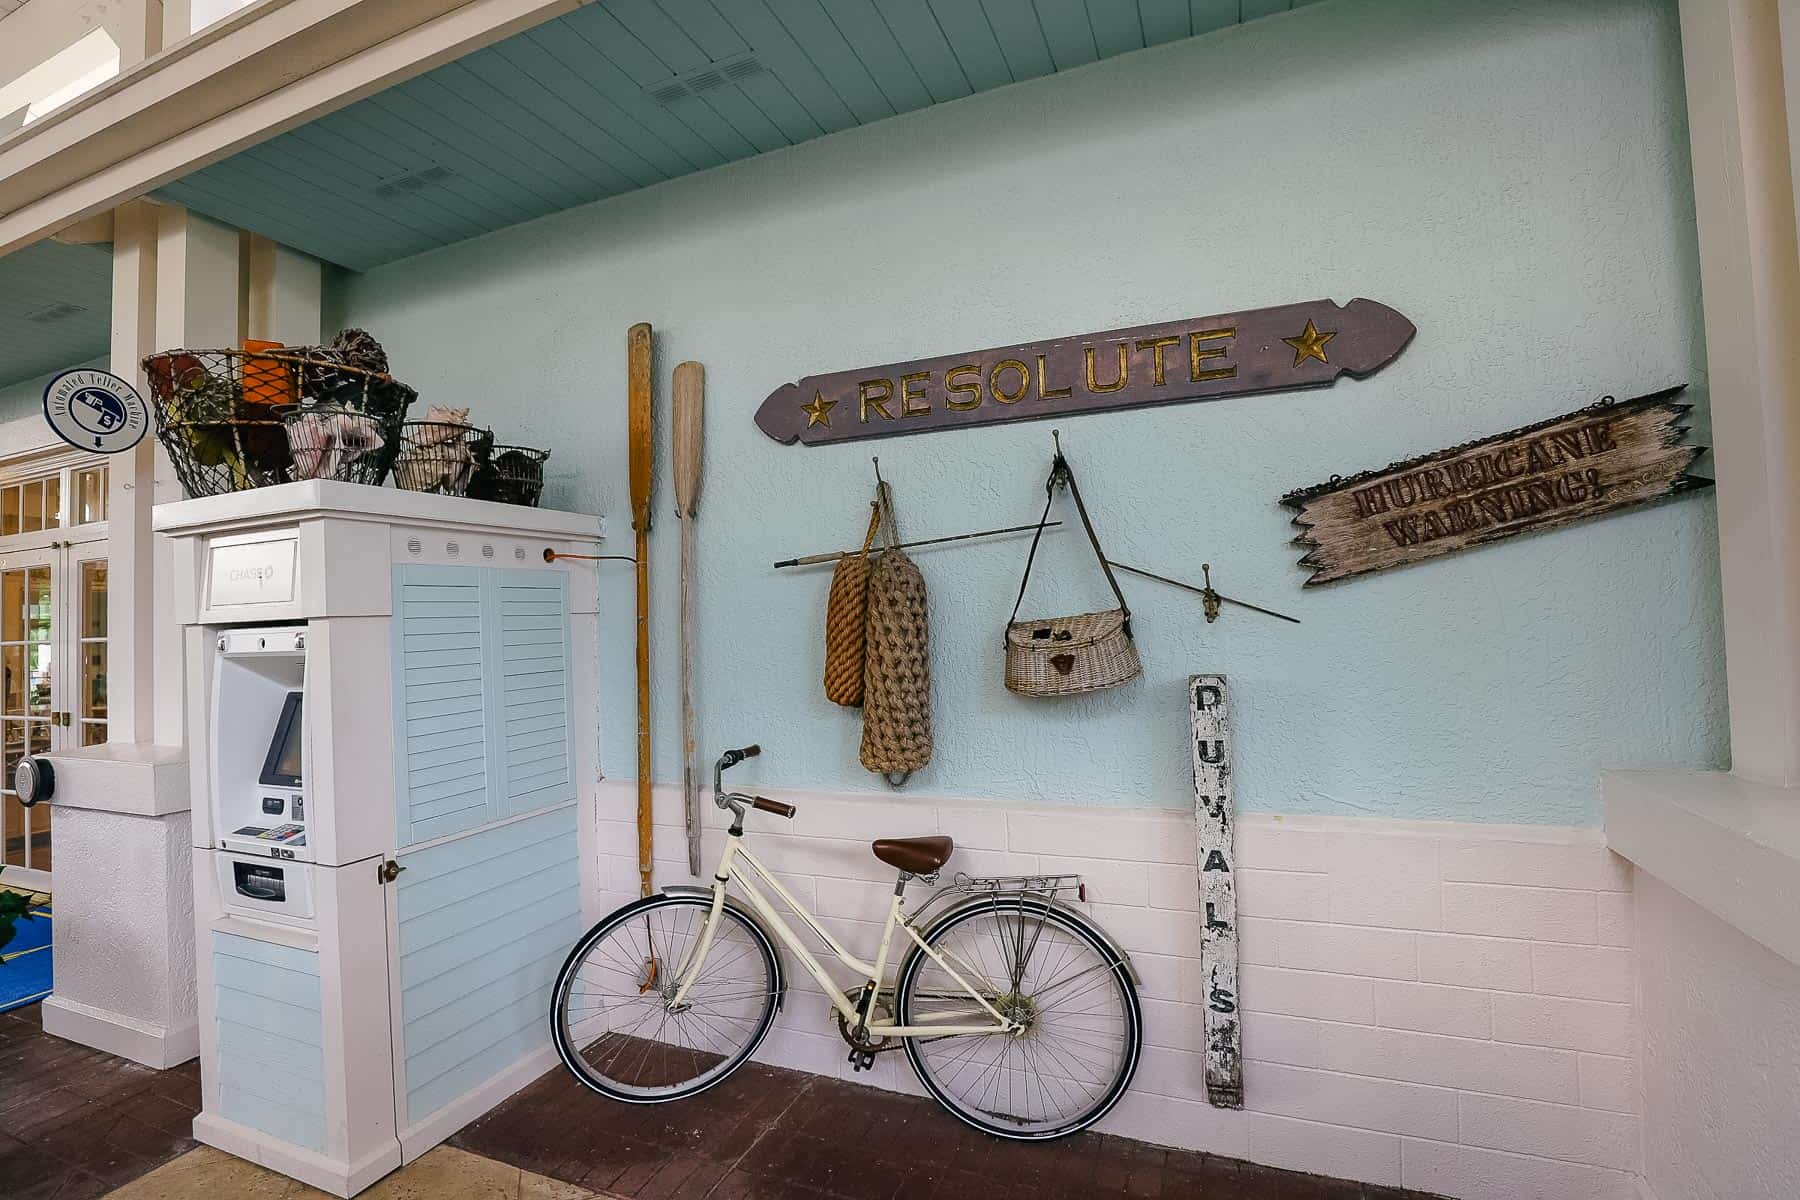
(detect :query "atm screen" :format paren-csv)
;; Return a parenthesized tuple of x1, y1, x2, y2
(259, 691, 303, 787)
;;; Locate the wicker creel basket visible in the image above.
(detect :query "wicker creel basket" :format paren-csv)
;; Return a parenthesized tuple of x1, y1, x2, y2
(1004, 608, 1141, 697)
(1003, 441, 1142, 698)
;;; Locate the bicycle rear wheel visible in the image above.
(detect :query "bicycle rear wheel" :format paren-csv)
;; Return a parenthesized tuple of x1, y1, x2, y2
(551, 894, 780, 1103)
(896, 898, 1141, 1140)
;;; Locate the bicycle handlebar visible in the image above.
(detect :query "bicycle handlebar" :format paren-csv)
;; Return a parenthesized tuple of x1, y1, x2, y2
(712, 744, 796, 822)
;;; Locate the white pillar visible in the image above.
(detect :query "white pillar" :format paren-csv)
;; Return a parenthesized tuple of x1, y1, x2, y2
(245, 234, 322, 346)
(151, 207, 240, 747)
(106, 201, 159, 748)
(40, 201, 228, 1068)
(1680, 0, 1800, 787)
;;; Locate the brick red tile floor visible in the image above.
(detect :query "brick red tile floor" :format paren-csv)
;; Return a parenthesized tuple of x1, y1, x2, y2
(0, 1003, 201, 1200)
(0, 997, 1442, 1198)
(452, 1056, 1441, 1200)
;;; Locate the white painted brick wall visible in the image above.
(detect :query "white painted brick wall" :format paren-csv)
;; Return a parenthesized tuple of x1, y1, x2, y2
(591, 782, 1640, 1200)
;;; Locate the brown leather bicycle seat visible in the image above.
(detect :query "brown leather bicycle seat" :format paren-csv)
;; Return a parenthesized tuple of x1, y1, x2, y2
(871, 836, 954, 874)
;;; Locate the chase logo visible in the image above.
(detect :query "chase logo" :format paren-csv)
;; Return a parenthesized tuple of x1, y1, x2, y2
(43, 369, 149, 454)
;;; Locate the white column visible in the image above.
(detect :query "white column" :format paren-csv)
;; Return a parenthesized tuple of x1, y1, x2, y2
(151, 207, 240, 747)
(245, 234, 323, 346)
(106, 200, 160, 747)
(40, 201, 231, 1068)
(1681, 0, 1800, 787)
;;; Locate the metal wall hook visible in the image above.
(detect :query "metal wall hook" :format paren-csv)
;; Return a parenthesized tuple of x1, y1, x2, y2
(872, 456, 884, 487)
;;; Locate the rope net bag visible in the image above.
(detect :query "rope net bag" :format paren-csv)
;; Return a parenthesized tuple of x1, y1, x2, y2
(822, 503, 880, 707)
(859, 484, 931, 784)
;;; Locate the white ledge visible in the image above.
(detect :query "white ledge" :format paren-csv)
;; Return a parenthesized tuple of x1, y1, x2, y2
(1605, 768, 1800, 968)
(42, 743, 190, 816)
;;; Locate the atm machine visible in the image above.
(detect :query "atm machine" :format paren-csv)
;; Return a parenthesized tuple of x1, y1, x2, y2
(156, 480, 602, 1196)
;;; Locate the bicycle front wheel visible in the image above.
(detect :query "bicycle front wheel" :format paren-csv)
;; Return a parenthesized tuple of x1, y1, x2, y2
(896, 898, 1141, 1140)
(551, 894, 780, 1103)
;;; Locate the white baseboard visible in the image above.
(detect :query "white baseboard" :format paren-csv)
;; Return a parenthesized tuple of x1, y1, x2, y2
(194, 1112, 402, 1198)
(41, 994, 199, 1069)
(396, 1043, 560, 1162)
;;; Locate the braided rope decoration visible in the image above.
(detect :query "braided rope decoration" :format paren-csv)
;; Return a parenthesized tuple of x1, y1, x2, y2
(823, 506, 880, 707)
(859, 546, 931, 780)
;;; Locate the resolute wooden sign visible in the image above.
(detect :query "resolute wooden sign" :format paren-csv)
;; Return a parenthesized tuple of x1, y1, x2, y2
(754, 298, 1415, 445)
(1281, 386, 1712, 585)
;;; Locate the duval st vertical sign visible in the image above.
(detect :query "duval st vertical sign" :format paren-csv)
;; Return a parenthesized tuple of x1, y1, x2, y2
(754, 298, 1415, 445)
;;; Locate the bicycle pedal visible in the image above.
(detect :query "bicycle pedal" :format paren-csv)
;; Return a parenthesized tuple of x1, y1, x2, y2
(847, 1048, 877, 1073)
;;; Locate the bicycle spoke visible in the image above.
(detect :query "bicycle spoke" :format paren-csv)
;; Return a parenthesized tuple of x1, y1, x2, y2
(901, 904, 1138, 1139)
(554, 898, 776, 1100)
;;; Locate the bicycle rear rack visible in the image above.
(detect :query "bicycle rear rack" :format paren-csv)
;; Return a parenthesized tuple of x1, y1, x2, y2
(940, 872, 1086, 903)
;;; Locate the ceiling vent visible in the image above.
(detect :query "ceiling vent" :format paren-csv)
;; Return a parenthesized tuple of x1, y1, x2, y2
(647, 53, 765, 105)
(373, 164, 455, 199)
(25, 302, 86, 324)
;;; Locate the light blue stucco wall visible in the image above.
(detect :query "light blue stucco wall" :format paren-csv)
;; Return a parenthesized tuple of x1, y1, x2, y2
(331, 0, 1723, 826)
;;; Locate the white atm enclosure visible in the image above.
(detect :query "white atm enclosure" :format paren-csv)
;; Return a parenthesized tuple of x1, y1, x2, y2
(157, 481, 602, 1197)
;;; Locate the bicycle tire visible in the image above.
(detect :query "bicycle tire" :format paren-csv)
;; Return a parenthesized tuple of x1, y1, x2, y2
(896, 897, 1142, 1140)
(551, 893, 781, 1104)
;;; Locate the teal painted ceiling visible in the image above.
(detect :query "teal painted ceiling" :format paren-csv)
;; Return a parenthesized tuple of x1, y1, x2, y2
(0, 240, 111, 388)
(157, 0, 1322, 271)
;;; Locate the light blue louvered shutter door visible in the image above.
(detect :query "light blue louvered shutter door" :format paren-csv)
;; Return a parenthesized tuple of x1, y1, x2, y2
(488, 569, 575, 817)
(393, 564, 493, 846)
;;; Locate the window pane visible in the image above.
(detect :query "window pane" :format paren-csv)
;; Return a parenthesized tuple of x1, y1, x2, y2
(27, 722, 48, 755)
(27, 644, 50, 717)
(26, 568, 49, 643)
(82, 721, 105, 747)
(82, 643, 105, 723)
(43, 476, 60, 530)
(2, 488, 18, 537)
(76, 467, 107, 524)
(81, 562, 106, 640)
(2, 648, 22, 717)
(28, 799, 49, 872)
(3, 792, 23, 866)
(2, 570, 20, 643)
(20, 481, 43, 534)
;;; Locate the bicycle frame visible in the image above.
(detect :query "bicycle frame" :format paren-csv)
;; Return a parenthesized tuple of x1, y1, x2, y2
(668, 831, 1020, 1039)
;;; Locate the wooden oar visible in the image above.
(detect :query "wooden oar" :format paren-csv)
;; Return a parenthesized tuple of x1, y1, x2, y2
(628, 323, 654, 897)
(672, 361, 705, 877)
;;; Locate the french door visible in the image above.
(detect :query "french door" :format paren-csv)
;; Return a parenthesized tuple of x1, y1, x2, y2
(0, 534, 107, 893)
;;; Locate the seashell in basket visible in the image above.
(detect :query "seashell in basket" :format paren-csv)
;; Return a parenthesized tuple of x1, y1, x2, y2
(287, 410, 383, 481)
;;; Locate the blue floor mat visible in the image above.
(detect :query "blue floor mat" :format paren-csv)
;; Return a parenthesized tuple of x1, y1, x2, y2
(0, 907, 52, 1013)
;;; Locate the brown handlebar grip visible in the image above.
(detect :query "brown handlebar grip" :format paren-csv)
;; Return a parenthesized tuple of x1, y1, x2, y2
(751, 796, 795, 819)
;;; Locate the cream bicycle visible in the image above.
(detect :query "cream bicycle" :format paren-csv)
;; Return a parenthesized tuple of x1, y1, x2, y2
(551, 744, 1143, 1140)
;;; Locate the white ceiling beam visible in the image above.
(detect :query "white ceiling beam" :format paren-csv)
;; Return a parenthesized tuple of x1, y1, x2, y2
(0, 0, 584, 257)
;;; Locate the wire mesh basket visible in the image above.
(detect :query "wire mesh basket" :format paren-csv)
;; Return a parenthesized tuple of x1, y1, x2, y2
(279, 346, 418, 423)
(282, 404, 402, 486)
(392, 421, 495, 497)
(144, 348, 417, 498)
(469, 445, 550, 507)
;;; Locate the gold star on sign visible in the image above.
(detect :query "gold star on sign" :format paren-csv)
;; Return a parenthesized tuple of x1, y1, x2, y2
(801, 391, 837, 429)
(1283, 319, 1337, 368)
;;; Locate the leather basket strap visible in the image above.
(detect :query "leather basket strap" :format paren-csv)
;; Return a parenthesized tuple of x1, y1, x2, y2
(1008, 449, 1132, 638)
